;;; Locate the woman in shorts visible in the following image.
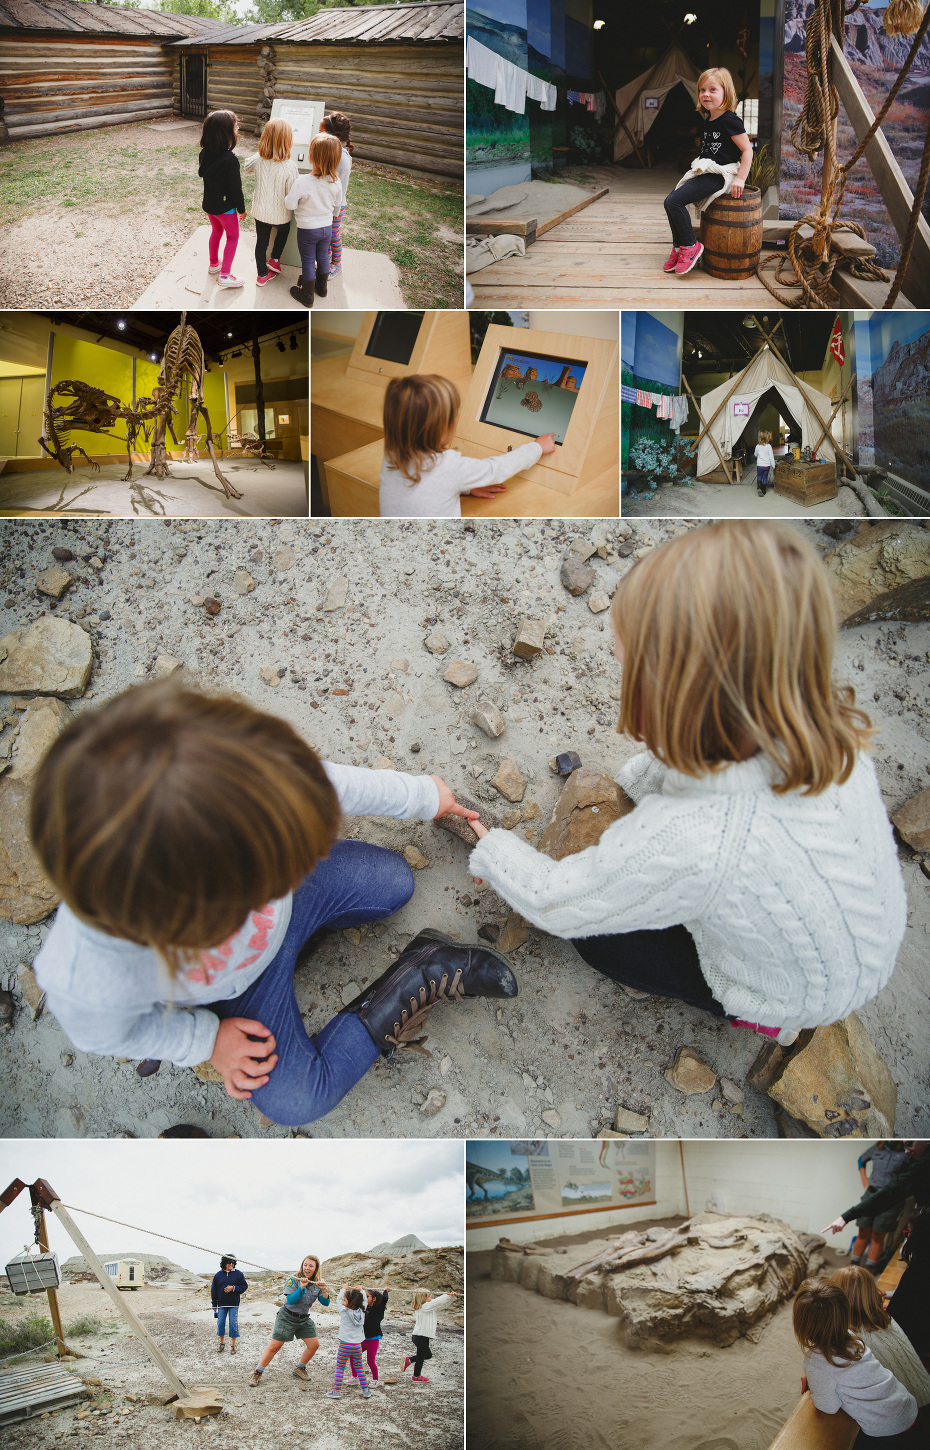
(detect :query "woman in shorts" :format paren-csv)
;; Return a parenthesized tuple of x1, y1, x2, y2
(249, 1253, 330, 1386)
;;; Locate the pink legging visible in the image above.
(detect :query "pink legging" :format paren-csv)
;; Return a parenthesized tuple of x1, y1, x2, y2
(350, 1338, 379, 1381)
(208, 212, 239, 275)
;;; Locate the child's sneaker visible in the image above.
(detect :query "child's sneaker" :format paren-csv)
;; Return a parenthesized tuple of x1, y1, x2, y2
(674, 242, 704, 275)
(362, 1389, 371, 1398)
(256, 272, 272, 286)
(412, 1375, 429, 1383)
(402, 1357, 410, 1372)
(208, 263, 222, 275)
(267, 258, 282, 275)
(330, 264, 342, 276)
(662, 247, 680, 272)
(732, 1019, 798, 1048)
(757, 486, 766, 498)
(218, 274, 244, 289)
(327, 1390, 342, 1399)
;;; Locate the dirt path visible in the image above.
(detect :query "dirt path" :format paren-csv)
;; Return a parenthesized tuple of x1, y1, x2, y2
(1, 518, 928, 1140)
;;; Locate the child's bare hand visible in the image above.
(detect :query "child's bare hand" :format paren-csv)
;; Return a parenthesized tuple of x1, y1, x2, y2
(471, 820, 489, 841)
(536, 433, 556, 454)
(211, 1017, 277, 1100)
(431, 774, 480, 822)
(470, 483, 507, 499)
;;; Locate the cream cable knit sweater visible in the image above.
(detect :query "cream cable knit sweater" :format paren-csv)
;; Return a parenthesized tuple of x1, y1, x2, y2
(412, 1294, 452, 1339)
(243, 154, 299, 225)
(469, 750, 906, 1031)
(860, 1322, 930, 1407)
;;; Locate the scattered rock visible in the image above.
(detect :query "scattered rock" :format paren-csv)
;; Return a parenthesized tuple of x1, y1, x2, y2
(51, 547, 74, 562)
(343, 928, 362, 946)
(522, 800, 541, 822)
(767, 1014, 897, 1137)
(501, 808, 521, 829)
(513, 620, 547, 658)
(273, 545, 296, 571)
(541, 1109, 561, 1129)
(0, 988, 13, 1028)
(232, 571, 255, 595)
(665, 1048, 717, 1096)
(496, 913, 529, 953)
(153, 655, 183, 680)
(203, 598, 221, 616)
(491, 759, 527, 803)
(192, 1061, 224, 1083)
(478, 922, 501, 942)
(18, 964, 46, 1019)
(371, 756, 394, 770)
(824, 523, 930, 626)
(340, 982, 361, 1006)
(588, 593, 611, 614)
(435, 794, 502, 846)
(391, 658, 409, 673)
(719, 1078, 744, 1106)
(440, 1056, 451, 1077)
(259, 667, 281, 687)
(570, 539, 598, 562)
(0, 698, 72, 923)
(618, 542, 635, 558)
(0, 618, 93, 698)
(35, 566, 72, 599)
(614, 1106, 650, 1133)
(471, 698, 505, 737)
(420, 1089, 446, 1117)
(538, 768, 634, 860)
(425, 630, 450, 654)
(550, 751, 582, 776)
(892, 787, 930, 854)
(560, 555, 596, 596)
(747, 1042, 787, 1092)
(444, 660, 478, 688)
(403, 846, 429, 869)
(322, 579, 348, 611)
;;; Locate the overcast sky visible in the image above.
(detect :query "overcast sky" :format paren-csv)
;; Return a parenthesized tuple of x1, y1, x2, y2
(0, 1140, 464, 1276)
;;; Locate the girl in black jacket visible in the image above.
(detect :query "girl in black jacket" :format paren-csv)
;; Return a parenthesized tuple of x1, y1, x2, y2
(350, 1287, 388, 1383)
(199, 110, 246, 290)
(211, 1255, 249, 1353)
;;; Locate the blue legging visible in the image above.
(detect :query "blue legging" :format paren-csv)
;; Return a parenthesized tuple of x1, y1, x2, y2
(212, 840, 414, 1126)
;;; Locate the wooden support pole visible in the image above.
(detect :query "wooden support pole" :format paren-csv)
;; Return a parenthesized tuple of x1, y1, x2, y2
(48, 1201, 189, 1402)
(682, 376, 734, 484)
(809, 374, 852, 461)
(599, 68, 647, 169)
(34, 1206, 68, 1359)
(759, 333, 858, 479)
(688, 366, 751, 476)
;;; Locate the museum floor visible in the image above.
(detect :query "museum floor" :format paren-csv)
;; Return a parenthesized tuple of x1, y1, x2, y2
(0, 460, 309, 518)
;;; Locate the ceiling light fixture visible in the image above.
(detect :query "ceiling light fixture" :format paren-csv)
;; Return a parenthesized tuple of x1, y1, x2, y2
(289, 334, 298, 350)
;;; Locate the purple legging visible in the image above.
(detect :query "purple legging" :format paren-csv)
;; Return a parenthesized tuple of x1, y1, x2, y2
(208, 212, 239, 275)
(350, 1339, 380, 1381)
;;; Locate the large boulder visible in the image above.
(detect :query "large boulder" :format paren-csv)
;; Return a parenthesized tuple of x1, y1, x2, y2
(766, 1013, 897, 1138)
(0, 618, 93, 698)
(539, 767, 634, 860)
(822, 523, 930, 626)
(0, 697, 72, 923)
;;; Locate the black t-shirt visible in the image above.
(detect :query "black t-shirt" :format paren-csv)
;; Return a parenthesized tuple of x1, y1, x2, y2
(698, 110, 747, 167)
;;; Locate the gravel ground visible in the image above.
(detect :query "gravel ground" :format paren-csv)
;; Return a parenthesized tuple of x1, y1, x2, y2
(0, 516, 928, 1141)
(1, 1278, 462, 1448)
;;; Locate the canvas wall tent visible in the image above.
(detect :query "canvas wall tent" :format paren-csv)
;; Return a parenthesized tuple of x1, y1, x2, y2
(694, 345, 836, 478)
(613, 43, 699, 163)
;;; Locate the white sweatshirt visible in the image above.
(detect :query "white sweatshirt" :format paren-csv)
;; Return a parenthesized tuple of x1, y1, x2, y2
(243, 153, 299, 226)
(284, 172, 342, 229)
(754, 443, 776, 469)
(337, 148, 352, 206)
(468, 750, 906, 1031)
(379, 440, 543, 518)
(804, 1346, 917, 1437)
(34, 763, 440, 1069)
(413, 1294, 452, 1339)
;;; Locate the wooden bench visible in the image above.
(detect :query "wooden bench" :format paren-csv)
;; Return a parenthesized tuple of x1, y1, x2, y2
(767, 1394, 858, 1450)
(877, 1252, 908, 1296)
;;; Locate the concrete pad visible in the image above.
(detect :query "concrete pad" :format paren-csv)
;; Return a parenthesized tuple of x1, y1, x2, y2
(131, 225, 404, 311)
(0, 459, 308, 518)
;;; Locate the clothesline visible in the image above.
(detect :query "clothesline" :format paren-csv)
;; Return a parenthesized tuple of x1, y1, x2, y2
(621, 385, 689, 434)
(466, 36, 604, 117)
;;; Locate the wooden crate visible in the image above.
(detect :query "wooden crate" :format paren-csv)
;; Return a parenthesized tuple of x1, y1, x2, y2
(773, 460, 837, 507)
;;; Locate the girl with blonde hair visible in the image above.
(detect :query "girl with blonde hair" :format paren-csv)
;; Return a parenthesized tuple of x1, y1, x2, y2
(402, 1289, 455, 1382)
(379, 373, 554, 517)
(244, 117, 299, 286)
(470, 521, 906, 1047)
(829, 1266, 930, 1407)
(661, 66, 753, 276)
(285, 132, 343, 306)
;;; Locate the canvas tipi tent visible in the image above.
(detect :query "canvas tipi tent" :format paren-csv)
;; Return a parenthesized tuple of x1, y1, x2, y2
(613, 44, 700, 163)
(694, 345, 837, 479)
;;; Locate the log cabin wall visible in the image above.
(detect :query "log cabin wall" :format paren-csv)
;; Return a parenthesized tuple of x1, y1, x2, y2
(0, 33, 175, 142)
(202, 45, 264, 131)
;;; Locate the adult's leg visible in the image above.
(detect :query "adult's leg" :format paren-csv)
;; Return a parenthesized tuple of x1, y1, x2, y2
(257, 1337, 285, 1369)
(270, 220, 290, 262)
(207, 215, 224, 268)
(213, 841, 414, 1126)
(216, 1305, 227, 1344)
(298, 1334, 320, 1365)
(228, 1306, 239, 1341)
(219, 213, 239, 276)
(663, 175, 726, 247)
(254, 219, 272, 274)
(570, 925, 727, 1018)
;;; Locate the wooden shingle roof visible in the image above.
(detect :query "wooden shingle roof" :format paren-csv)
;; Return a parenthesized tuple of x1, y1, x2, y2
(0, 0, 225, 38)
(171, 0, 462, 48)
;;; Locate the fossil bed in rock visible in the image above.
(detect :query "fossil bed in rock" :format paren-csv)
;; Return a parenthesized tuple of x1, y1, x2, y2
(0, 518, 927, 1140)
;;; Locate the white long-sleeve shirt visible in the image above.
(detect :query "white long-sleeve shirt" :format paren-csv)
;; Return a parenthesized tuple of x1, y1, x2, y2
(468, 750, 906, 1031)
(754, 443, 776, 469)
(243, 153, 299, 226)
(284, 172, 342, 229)
(34, 763, 440, 1069)
(379, 440, 543, 518)
(412, 1294, 452, 1339)
(804, 1346, 917, 1437)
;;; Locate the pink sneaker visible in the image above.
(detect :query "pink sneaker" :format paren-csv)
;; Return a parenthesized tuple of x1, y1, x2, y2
(412, 1376, 429, 1383)
(674, 242, 704, 275)
(732, 1019, 799, 1047)
(267, 258, 281, 275)
(256, 272, 272, 286)
(402, 1357, 410, 1372)
(663, 246, 680, 272)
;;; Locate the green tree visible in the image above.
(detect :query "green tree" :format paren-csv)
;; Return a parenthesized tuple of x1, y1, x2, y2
(240, 0, 401, 26)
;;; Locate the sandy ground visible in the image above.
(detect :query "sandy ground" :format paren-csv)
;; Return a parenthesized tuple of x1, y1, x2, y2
(0, 461, 308, 520)
(1, 1279, 462, 1447)
(624, 466, 871, 519)
(0, 517, 928, 1140)
(466, 1225, 847, 1450)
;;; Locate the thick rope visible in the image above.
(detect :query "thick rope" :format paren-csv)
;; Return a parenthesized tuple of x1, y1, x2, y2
(758, 0, 930, 307)
(58, 1204, 283, 1275)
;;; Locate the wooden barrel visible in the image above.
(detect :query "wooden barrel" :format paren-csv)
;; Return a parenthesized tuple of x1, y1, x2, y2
(700, 187, 763, 280)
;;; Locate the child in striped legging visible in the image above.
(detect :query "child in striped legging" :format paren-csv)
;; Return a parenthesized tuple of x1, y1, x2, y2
(319, 112, 352, 275)
(328, 1285, 370, 1398)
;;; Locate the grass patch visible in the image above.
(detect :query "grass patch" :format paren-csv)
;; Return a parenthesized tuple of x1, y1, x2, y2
(340, 163, 462, 308)
(65, 1313, 105, 1337)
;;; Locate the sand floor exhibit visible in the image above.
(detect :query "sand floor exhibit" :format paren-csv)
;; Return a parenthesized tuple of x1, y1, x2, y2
(0, 460, 308, 519)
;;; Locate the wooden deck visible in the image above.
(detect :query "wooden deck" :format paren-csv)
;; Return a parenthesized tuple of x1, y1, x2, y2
(469, 166, 782, 309)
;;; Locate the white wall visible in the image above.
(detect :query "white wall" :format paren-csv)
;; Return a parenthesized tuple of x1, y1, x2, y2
(528, 310, 618, 342)
(681, 1140, 865, 1235)
(466, 1142, 685, 1250)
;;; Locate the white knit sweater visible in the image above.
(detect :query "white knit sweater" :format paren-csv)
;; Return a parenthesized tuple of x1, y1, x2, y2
(860, 1322, 930, 1407)
(243, 154, 299, 226)
(412, 1294, 451, 1339)
(468, 750, 906, 1031)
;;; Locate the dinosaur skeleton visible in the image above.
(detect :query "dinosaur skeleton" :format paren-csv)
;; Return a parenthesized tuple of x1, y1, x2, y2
(39, 313, 243, 500)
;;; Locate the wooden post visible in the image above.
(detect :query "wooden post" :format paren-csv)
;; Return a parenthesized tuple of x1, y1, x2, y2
(808, 374, 852, 460)
(34, 1206, 68, 1359)
(599, 68, 647, 169)
(682, 376, 734, 483)
(48, 1201, 189, 1402)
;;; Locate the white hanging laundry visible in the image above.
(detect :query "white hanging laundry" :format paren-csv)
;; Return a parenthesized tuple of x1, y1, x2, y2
(495, 54, 528, 113)
(526, 73, 557, 111)
(466, 36, 500, 91)
(670, 395, 690, 433)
